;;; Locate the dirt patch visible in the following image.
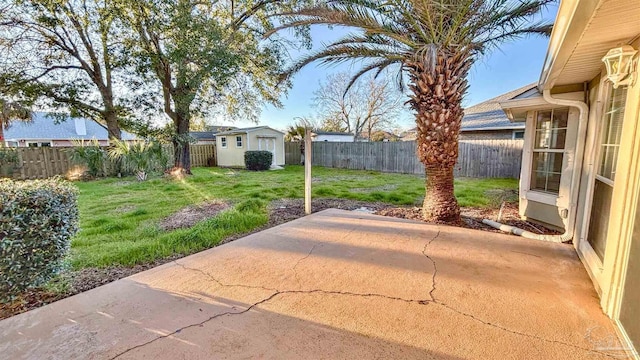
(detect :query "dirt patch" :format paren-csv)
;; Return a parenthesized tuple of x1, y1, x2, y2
(159, 201, 230, 231)
(113, 204, 137, 214)
(349, 184, 398, 193)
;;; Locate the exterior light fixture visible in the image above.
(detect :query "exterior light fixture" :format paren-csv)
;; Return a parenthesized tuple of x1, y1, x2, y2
(602, 45, 638, 88)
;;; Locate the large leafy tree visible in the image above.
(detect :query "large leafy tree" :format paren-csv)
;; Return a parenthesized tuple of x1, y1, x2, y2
(121, 0, 307, 173)
(0, 0, 130, 140)
(270, 0, 552, 223)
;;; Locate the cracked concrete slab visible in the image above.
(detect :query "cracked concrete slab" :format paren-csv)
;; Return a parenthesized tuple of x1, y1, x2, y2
(0, 209, 624, 359)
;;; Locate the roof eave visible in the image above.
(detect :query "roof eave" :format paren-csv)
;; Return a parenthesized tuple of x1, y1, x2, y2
(539, 0, 603, 90)
(461, 125, 525, 132)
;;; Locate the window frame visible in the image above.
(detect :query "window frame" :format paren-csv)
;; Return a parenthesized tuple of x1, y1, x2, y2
(529, 108, 569, 195)
(235, 135, 243, 148)
(220, 136, 227, 148)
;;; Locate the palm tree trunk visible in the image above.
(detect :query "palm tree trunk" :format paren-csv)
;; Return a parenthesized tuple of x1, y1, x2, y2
(423, 165, 459, 222)
(407, 51, 471, 223)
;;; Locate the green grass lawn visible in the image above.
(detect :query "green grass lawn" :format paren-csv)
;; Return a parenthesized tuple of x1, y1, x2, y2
(72, 166, 517, 269)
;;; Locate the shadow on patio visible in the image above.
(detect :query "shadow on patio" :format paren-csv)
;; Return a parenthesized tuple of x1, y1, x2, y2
(0, 209, 625, 359)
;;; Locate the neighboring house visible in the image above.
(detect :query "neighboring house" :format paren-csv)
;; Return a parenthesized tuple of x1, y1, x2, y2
(189, 132, 216, 145)
(500, 0, 640, 355)
(460, 84, 533, 140)
(400, 86, 533, 141)
(312, 131, 355, 142)
(189, 126, 237, 145)
(3, 112, 136, 147)
(215, 126, 284, 168)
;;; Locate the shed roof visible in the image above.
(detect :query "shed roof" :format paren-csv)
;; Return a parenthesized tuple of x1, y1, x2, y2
(215, 126, 284, 136)
(3, 112, 137, 141)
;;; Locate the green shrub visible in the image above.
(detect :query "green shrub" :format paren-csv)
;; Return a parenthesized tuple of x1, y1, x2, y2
(0, 178, 79, 301)
(0, 148, 19, 178)
(244, 151, 272, 171)
(70, 139, 108, 177)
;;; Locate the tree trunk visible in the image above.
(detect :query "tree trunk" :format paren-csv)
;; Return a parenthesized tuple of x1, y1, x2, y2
(103, 110, 122, 141)
(407, 51, 471, 223)
(423, 165, 460, 223)
(0, 126, 4, 147)
(173, 113, 191, 173)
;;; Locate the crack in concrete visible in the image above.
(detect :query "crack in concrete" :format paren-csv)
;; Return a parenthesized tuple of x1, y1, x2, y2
(292, 244, 317, 288)
(421, 230, 441, 302)
(173, 259, 430, 304)
(111, 229, 607, 359)
(417, 229, 610, 357)
(108, 287, 432, 359)
(436, 302, 618, 358)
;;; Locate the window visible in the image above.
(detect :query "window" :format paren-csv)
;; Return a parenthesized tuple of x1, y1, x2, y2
(220, 136, 227, 148)
(597, 85, 628, 181)
(513, 131, 525, 139)
(236, 135, 243, 147)
(530, 108, 569, 194)
(27, 142, 50, 148)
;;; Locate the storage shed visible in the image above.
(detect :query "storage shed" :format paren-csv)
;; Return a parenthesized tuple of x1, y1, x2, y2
(215, 126, 285, 168)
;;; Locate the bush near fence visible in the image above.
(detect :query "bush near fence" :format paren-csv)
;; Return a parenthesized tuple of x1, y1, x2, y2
(285, 140, 523, 179)
(1, 144, 217, 180)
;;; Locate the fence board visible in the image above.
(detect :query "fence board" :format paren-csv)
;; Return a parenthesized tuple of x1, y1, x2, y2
(2, 144, 217, 180)
(285, 140, 523, 179)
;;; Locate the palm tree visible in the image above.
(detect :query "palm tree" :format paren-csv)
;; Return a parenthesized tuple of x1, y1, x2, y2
(108, 140, 166, 181)
(0, 99, 31, 147)
(270, 0, 552, 223)
(285, 119, 312, 165)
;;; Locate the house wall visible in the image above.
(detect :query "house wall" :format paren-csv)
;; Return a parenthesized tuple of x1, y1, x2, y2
(459, 130, 522, 140)
(522, 201, 565, 230)
(314, 134, 354, 142)
(249, 128, 285, 166)
(559, 40, 640, 356)
(216, 134, 247, 167)
(619, 195, 640, 353)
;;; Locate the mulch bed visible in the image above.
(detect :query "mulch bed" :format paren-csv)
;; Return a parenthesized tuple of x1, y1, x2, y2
(0, 198, 557, 320)
(378, 202, 560, 235)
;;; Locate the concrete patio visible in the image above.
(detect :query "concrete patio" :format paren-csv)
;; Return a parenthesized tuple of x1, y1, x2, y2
(0, 209, 624, 359)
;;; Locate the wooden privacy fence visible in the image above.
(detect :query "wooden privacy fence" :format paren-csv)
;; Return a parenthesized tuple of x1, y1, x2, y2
(3, 144, 217, 180)
(286, 140, 523, 178)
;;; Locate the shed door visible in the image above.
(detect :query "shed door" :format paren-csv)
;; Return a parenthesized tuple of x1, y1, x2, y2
(587, 85, 628, 260)
(259, 138, 276, 166)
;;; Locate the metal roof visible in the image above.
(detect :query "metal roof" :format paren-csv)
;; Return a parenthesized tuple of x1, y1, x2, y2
(4, 112, 137, 141)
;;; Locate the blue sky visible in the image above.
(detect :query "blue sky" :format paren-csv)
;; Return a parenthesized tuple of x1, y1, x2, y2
(233, 4, 559, 131)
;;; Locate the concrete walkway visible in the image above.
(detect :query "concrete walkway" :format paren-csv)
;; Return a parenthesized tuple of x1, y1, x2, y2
(0, 210, 624, 359)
